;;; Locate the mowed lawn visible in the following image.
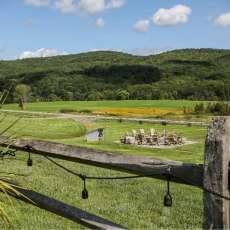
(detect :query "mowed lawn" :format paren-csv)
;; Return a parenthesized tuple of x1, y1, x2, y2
(0, 114, 207, 229)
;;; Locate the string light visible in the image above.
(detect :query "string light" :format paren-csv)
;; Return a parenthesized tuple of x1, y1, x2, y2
(25, 145, 33, 167)
(80, 175, 89, 199)
(27, 152, 33, 167)
(43, 155, 230, 202)
(0, 150, 219, 204)
(164, 168, 172, 207)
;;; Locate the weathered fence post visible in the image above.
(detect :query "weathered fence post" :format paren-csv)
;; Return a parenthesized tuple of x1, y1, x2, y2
(203, 117, 230, 229)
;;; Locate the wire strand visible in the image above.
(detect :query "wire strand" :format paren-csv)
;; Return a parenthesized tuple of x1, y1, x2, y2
(44, 155, 154, 180)
(44, 155, 230, 201)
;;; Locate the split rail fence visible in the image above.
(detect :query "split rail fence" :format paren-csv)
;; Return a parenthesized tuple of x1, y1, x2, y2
(0, 116, 229, 229)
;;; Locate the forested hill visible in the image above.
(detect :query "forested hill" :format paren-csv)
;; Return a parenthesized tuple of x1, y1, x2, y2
(0, 48, 230, 102)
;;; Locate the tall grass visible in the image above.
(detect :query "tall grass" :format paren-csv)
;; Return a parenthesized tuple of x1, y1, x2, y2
(0, 179, 22, 224)
(0, 180, 10, 223)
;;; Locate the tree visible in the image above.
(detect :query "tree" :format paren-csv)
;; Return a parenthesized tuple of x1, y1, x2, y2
(194, 103, 205, 114)
(15, 84, 31, 110)
(87, 91, 103, 101)
(115, 90, 130, 100)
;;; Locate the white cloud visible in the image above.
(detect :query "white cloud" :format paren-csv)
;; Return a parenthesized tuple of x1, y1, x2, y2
(95, 18, 105, 27)
(214, 12, 230, 27)
(130, 47, 172, 56)
(107, 0, 125, 9)
(79, 0, 106, 14)
(54, 0, 125, 14)
(152, 4, 192, 26)
(89, 48, 123, 52)
(24, 0, 50, 7)
(54, 0, 77, 13)
(134, 19, 150, 32)
(18, 48, 68, 59)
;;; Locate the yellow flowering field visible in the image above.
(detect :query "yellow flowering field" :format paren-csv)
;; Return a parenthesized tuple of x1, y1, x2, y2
(93, 108, 184, 117)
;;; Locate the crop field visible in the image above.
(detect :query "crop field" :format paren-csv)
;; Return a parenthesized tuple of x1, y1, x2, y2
(0, 112, 208, 229)
(3, 100, 209, 118)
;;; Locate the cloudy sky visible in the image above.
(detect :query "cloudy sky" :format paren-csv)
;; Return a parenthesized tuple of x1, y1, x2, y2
(1, 0, 230, 59)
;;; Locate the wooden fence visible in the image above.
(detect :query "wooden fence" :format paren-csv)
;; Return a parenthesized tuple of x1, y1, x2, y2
(0, 116, 229, 229)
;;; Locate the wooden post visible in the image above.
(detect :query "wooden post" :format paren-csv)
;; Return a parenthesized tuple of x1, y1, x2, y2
(203, 117, 230, 229)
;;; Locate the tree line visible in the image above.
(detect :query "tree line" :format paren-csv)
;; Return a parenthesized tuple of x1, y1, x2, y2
(0, 49, 230, 103)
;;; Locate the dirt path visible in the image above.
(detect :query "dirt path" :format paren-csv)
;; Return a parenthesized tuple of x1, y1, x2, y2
(0, 109, 209, 126)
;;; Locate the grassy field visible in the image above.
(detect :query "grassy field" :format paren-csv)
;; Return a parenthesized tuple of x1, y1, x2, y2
(0, 113, 207, 229)
(3, 100, 209, 119)
(0, 115, 86, 140)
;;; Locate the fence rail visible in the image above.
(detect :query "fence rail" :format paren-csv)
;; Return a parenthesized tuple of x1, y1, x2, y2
(5, 185, 126, 230)
(0, 137, 203, 187)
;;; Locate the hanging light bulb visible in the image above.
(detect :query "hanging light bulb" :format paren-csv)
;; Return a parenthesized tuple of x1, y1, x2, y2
(164, 192, 172, 207)
(81, 175, 89, 199)
(27, 152, 33, 167)
(164, 168, 172, 207)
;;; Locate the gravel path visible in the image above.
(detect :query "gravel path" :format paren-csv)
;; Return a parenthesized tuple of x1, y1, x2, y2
(1, 109, 209, 126)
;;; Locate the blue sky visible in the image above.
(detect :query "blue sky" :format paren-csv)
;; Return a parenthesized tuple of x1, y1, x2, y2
(1, 0, 230, 59)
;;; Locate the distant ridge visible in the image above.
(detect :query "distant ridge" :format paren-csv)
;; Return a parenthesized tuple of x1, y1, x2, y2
(0, 48, 230, 102)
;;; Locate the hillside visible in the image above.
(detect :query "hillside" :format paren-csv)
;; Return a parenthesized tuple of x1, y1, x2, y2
(0, 48, 230, 102)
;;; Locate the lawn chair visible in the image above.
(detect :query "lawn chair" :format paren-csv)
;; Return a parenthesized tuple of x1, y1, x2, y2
(132, 130, 137, 137)
(150, 128, 155, 136)
(137, 129, 146, 145)
(152, 134, 159, 145)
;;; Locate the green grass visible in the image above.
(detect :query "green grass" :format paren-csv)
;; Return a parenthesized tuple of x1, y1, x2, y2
(3, 100, 207, 113)
(0, 115, 86, 140)
(59, 120, 207, 163)
(0, 113, 206, 229)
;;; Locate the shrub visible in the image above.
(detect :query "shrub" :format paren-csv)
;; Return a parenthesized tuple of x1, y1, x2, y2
(193, 102, 230, 115)
(194, 103, 205, 114)
(161, 121, 167, 126)
(187, 123, 192, 127)
(59, 108, 78, 113)
(78, 109, 92, 114)
(165, 112, 177, 116)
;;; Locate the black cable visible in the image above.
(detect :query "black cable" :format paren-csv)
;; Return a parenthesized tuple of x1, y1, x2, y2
(171, 172, 230, 201)
(202, 188, 230, 201)
(44, 155, 84, 178)
(0, 149, 17, 159)
(167, 175, 170, 194)
(44, 155, 153, 180)
(44, 155, 230, 201)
